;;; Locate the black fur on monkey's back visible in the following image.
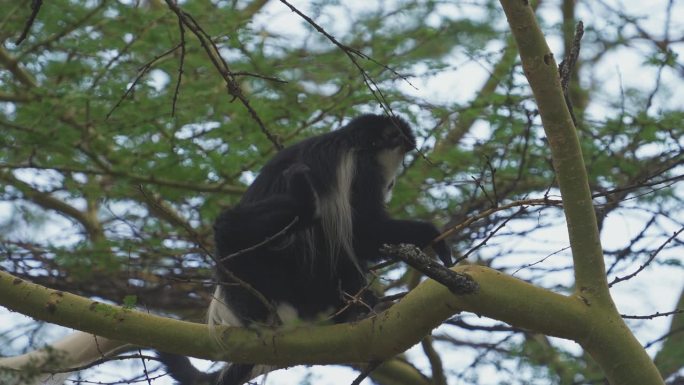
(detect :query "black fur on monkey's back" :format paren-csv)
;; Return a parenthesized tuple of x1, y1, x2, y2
(160, 114, 451, 385)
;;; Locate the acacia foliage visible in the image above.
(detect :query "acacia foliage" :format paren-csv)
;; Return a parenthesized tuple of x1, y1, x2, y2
(0, 0, 682, 384)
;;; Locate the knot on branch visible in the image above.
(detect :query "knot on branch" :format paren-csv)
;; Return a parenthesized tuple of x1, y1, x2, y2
(380, 244, 479, 295)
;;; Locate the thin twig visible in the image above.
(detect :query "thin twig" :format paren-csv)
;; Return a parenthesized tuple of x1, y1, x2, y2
(278, 0, 414, 88)
(277, 0, 422, 148)
(434, 197, 562, 243)
(621, 309, 684, 320)
(512, 246, 571, 276)
(41, 353, 160, 374)
(558, 21, 584, 126)
(106, 43, 183, 119)
(381, 244, 479, 295)
(350, 361, 382, 385)
(219, 217, 299, 261)
(327, 277, 377, 321)
(137, 185, 281, 324)
(457, 206, 526, 263)
(485, 156, 499, 207)
(171, 15, 186, 117)
(608, 226, 684, 287)
(16, 0, 43, 45)
(164, 0, 282, 150)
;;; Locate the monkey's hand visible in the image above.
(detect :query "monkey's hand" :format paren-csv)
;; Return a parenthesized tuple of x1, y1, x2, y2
(430, 236, 452, 267)
(417, 222, 452, 267)
(414, 221, 452, 267)
(284, 163, 319, 227)
(366, 219, 452, 267)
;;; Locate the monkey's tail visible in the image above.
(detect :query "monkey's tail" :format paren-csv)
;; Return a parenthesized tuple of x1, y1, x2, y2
(218, 363, 278, 385)
(156, 351, 220, 385)
(0, 332, 128, 385)
(156, 353, 274, 385)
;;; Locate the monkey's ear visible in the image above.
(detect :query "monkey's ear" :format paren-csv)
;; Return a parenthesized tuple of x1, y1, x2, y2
(284, 164, 319, 226)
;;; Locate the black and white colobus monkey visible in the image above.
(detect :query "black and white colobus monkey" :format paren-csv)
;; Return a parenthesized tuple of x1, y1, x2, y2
(162, 114, 452, 385)
(0, 114, 450, 385)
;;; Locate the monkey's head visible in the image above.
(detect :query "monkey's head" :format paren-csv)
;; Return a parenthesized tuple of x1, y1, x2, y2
(343, 114, 416, 154)
(342, 114, 416, 203)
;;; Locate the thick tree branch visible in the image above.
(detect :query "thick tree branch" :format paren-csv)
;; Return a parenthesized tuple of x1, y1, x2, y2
(498, 0, 606, 301)
(0, 171, 103, 240)
(0, 46, 38, 88)
(0, 161, 245, 195)
(0, 266, 587, 367)
(654, 287, 684, 378)
(498, 1, 665, 384)
(0, 91, 32, 102)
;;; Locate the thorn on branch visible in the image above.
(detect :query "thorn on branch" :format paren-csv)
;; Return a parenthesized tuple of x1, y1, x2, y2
(380, 244, 479, 295)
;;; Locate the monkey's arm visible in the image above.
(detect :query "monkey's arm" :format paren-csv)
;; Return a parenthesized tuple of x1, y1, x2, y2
(214, 164, 319, 257)
(356, 218, 452, 266)
(214, 195, 301, 251)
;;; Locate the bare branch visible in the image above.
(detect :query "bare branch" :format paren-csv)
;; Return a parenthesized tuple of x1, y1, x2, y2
(171, 15, 186, 117)
(608, 227, 684, 287)
(622, 309, 684, 320)
(106, 43, 183, 120)
(163, 0, 282, 150)
(15, 0, 43, 45)
(558, 21, 584, 126)
(381, 244, 478, 295)
(421, 336, 447, 385)
(0, 170, 103, 240)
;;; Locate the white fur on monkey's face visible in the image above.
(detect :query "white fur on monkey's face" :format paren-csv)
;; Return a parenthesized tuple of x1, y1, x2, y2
(377, 146, 406, 203)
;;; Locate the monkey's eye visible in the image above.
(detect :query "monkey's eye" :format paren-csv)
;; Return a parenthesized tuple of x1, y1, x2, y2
(387, 179, 395, 191)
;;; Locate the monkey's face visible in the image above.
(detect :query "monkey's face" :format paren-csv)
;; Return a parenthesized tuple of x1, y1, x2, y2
(365, 118, 416, 203)
(338, 114, 416, 202)
(369, 120, 416, 153)
(377, 146, 405, 203)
